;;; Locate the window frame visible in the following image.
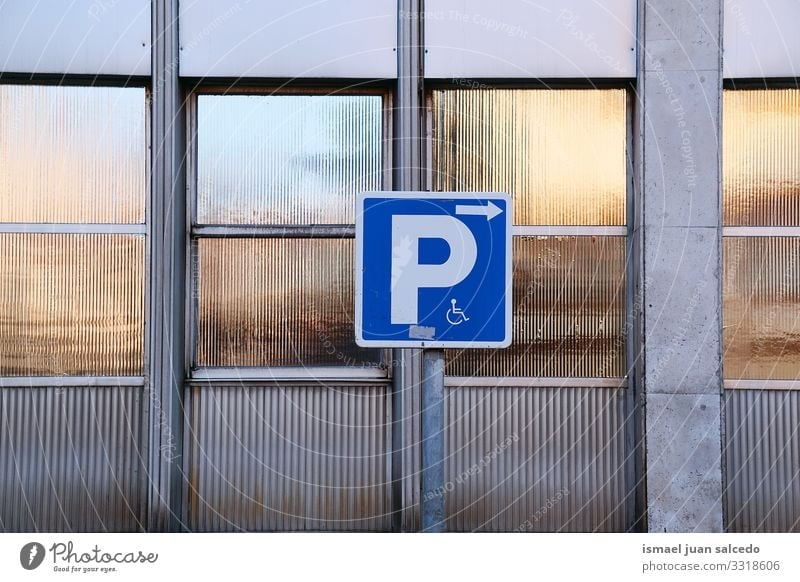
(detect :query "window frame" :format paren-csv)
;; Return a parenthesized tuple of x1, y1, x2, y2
(721, 82, 800, 390)
(423, 83, 634, 388)
(0, 79, 151, 385)
(185, 86, 394, 382)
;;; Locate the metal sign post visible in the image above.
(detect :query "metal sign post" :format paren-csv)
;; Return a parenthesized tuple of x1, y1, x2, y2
(355, 191, 512, 531)
(420, 348, 446, 531)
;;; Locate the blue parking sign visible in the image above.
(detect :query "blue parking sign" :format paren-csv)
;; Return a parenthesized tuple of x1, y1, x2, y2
(355, 191, 512, 348)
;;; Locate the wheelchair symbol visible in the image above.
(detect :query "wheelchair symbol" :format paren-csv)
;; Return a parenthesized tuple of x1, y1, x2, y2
(446, 298, 470, 325)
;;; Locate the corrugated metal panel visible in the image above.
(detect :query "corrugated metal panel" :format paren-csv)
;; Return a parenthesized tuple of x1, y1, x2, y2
(725, 389, 800, 532)
(0, 386, 145, 532)
(185, 384, 391, 531)
(444, 385, 628, 532)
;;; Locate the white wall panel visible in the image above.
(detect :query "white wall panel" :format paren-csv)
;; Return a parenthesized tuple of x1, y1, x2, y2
(424, 0, 636, 78)
(724, 0, 800, 78)
(0, 0, 150, 76)
(179, 0, 397, 78)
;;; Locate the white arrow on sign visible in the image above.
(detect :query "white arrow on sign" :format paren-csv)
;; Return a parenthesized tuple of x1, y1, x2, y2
(455, 201, 503, 220)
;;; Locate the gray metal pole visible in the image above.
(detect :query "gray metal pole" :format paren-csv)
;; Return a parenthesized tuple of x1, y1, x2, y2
(148, 0, 186, 532)
(421, 349, 446, 532)
(396, 0, 427, 531)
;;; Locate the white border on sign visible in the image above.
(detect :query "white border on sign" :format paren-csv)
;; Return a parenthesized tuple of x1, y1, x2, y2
(354, 191, 513, 349)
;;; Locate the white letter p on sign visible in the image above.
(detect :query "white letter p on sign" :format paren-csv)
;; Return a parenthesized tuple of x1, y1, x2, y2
(390, 215, 478, 325)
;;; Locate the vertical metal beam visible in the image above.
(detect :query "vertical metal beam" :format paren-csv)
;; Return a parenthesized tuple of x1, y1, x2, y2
(394, 0, 425, 532)
(420, 349, 445, 532)
(148, 0, 186, 532)
(629, 13, 648, 533)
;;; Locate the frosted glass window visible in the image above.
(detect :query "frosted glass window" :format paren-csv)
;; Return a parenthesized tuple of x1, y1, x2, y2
(724, 90, 800, 226)
(433, 88, 628, 379)
(446, 237, 626, 378)
(432, 89, 627, 226)
(193, 92, 386, 373)
(196, 238, 381, 369)
(0, 85, 146, 224)
(197, 95, 383, 225)
(723, 237, 800, 380)
(0, 234, 145, 376)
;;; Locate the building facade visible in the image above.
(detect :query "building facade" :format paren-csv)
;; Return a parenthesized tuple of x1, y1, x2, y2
(0, 0, 798, 532)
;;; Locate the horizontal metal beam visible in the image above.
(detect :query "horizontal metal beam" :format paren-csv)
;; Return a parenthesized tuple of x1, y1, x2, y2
(194, 226, 628, 239)
(444, 376, 628, 388)
(191, 366, 389, 382)
(513, 225, 628, 236)
(0, 223, 146, 234)
(186, 377, 391, 388)
(722, 226, 800, 237)
(192, 225, 355, 238)
(724, 379, 800, 391)
(0, 376, 146, 387)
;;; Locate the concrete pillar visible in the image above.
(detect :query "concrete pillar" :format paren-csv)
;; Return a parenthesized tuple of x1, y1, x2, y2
(637, 0, 725, 532)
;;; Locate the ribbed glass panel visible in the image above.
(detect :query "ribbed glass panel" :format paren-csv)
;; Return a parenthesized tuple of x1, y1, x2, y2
(0, 386, 145, 532)
(431, 89, 626, 226)
(0, 85, 146, 224)
(447, 237, 626, 377)
(723, 237, 800, 380)
(444, 385, 628, 532)
(196, 238, 381, 368)
(197, 95, 383, 225)
(723, 89, 800, 226)
(725, 389, 800, 532)
(185, 384, 390, 532)
(0, 234, 144, 376)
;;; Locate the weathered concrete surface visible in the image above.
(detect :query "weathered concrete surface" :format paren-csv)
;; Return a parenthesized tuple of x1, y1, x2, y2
(641, 69, 720, 228)
(639, 0, 724, 532)
(645, 393, 724, 532)
(643, 228, 720, 394)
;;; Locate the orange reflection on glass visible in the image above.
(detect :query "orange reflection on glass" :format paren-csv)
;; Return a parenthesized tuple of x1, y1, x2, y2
(723, 89, 800, 226)
(0, 234, 145, 375)
(446, 236, 626, 378)
(0, 85, 146, 224)
(723, 237, 800, 380)
(431, 89, 627, 226)
(196, 238, 381, 368)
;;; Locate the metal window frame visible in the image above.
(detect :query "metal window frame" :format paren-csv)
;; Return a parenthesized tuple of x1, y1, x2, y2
(423, 83, 633, 387)
(185, 87, 395, 383)
(0, 80, 151, 384)
(0, 376, 146, 388)
(191, 367, 387, 382)
(0, 224, 147, 234)
(721, 86, 800, 390)
(724, 379, 800, 390)
(721, 229, 800, 389)
(444, 376, 627, 388)
(722, 227, 800, 237)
